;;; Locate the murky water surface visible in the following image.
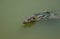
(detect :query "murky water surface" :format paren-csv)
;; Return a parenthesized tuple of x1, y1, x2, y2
(0, 0, 60, 39)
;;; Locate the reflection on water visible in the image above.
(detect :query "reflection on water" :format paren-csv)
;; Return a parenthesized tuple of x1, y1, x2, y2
(22, 22, 36, 28)
(17, 19, 60, 39)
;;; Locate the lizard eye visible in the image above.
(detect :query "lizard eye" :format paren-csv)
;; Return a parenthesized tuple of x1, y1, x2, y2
(33, 17, 35, 19)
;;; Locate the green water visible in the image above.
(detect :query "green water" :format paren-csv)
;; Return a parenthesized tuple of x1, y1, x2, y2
(0, 0, 60, 39)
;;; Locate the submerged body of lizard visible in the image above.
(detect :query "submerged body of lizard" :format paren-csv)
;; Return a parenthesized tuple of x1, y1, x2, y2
(23, 11, 60, 24)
